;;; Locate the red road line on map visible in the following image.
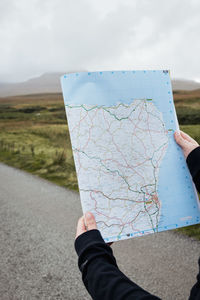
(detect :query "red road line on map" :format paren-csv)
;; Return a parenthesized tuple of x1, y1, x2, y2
(102, 108, 112, 129)
(72, 102, 166, 233)
(89, 189, 145, 203)
(147, 111, 155, 149)
(135, 127, 165, 133)
(155, 144, 168, 169)
(91, 191, 124, 224)
(110, 129, 148, 185)
(70, 109, 89, 133)
(101, 157, 151, 170)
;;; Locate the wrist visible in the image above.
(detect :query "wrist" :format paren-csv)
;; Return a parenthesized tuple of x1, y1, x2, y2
(75, 229, 105, 257)
(186, 146, 200, 179)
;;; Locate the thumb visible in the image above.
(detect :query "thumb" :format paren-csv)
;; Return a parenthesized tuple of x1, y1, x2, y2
(84, 212, 97, 230)
(174, 131, 187, 149)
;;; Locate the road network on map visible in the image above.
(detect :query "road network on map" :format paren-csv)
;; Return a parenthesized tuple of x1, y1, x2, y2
(66, 99, 169, 241)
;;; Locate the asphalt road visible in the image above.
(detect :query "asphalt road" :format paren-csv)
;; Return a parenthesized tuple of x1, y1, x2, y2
(0, 163, 199, 300)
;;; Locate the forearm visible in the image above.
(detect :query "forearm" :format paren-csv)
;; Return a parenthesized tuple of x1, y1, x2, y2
(75, 229, 160, 300)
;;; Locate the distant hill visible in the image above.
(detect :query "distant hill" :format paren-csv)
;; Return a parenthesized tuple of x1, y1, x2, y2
(0, 72, 200, 97)
(172, 79, 200, 91)
(0, 73, 64, 97)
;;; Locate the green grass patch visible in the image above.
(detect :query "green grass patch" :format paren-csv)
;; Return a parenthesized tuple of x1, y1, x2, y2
(0, 94, 78, 191)
(0, 92, 200, 239)
(176, 107, 200, 125)
(175, 224, 200, 240)
(180, 124, 200, 144)
(0, 124, 78, 191)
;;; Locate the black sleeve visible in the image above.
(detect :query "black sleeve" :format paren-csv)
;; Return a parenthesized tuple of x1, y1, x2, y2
(75, 229, 161, 300)
(189, 258, 200, 300)
(186, 146, 200, 194)
(187, 146, 200, 300)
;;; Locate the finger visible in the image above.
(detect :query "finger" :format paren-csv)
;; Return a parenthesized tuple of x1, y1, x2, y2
(84, 212, 97, 230)
(76, 216, 86, 238)
(180, 131, 199, 145)
(174, 131, 188, 148)
(180, 130, 193, 142)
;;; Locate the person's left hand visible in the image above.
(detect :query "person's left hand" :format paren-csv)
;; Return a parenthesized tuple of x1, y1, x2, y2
(75, 212, 113, 246)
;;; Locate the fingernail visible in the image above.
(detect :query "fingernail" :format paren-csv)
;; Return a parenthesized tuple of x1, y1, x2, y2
(85, 212, 92, 219)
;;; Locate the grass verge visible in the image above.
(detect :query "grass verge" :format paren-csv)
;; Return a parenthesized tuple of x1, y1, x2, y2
(0, 92, 200, 239)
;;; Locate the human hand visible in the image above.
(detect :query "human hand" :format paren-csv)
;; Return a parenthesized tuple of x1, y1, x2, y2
(174, 130, 199, 159)
(76, 212, 97, 239)
(75, 212, 113, 246)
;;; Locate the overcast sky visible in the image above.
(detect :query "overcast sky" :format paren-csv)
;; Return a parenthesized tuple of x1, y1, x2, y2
(0, 0, 200, 82)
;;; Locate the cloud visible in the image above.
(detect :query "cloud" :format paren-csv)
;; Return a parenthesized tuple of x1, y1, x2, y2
(0, 0, 200, 82)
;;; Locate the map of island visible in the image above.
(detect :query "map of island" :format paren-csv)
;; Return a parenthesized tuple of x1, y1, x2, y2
(66, 99, 169, 241)
(61, 70, 200, 243)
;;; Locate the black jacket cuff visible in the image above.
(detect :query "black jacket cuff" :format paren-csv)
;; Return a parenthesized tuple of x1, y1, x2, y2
(186, 146, 200, 180)
(75, 229, 105, 257)
(74, 229, 117, 274)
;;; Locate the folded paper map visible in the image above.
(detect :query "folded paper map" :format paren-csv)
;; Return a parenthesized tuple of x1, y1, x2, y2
(61, 70, 200, 242)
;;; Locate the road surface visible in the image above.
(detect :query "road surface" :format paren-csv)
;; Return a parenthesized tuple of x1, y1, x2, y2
(0, 163, 199, 299)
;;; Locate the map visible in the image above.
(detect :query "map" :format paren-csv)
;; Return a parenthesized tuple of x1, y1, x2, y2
(61, 70, 200, 242)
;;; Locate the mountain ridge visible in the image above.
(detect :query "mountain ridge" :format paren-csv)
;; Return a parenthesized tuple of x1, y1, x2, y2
(0, 72, 200, 97)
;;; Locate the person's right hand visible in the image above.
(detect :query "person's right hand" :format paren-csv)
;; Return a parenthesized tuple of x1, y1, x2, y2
(174, 130, 199, 159)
